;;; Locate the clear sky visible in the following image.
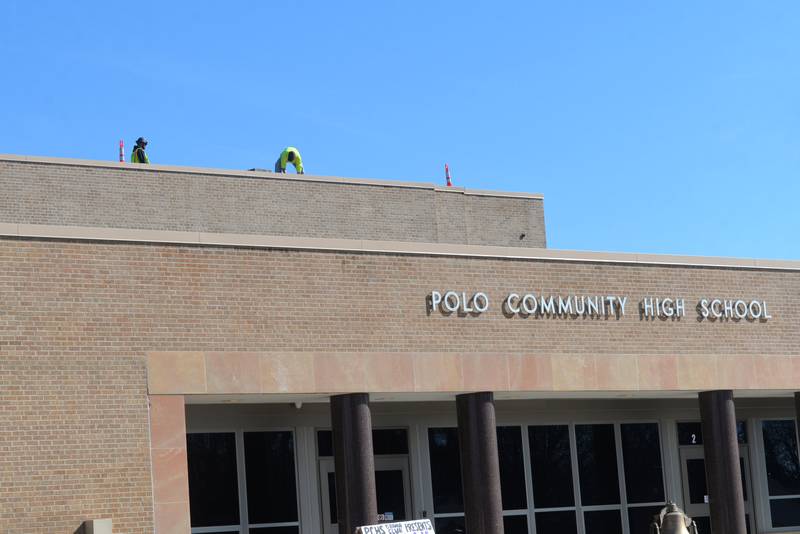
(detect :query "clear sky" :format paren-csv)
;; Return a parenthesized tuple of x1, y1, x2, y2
(2, 1, 798, 259)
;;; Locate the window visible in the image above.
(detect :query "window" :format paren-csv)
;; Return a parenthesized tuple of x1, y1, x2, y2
(621, 423, 666, 534)
(317, 428, 409, 457)
(576, 424, 620, 506)
(244, 431, 300, 529)
(761, 420, 800, 528)
(428, 427, 463, 516)
(428, 427, 529, 534)
(528, 423, 666, 534)
(529, 425, 577, 534)
(187, 431, 300, 534)
(187, 433, 240, 530)
(498, 427, 530, 531)
(621, 423, 665, 504)
(427, 422, 665, 534)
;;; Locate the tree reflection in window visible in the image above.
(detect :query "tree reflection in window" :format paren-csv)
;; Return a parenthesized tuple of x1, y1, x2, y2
(763, 420, 800, 496)
(762, 420, 800, 527)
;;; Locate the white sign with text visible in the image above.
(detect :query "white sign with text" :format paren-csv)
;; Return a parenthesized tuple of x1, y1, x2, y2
(356, 519, 435, 534)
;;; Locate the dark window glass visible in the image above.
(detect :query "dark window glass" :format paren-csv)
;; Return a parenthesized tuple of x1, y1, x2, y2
(686, 458, 708, 505)
(376, 470, 406, 521)
(740, 458, 747, 501)
(628, 506, 667, 534)
(244, 431, 298, 524)
(770, 498, 800, 527)
(435, 516, 465, 534)
(576, 424, 620, 506)
(497, 426, 527, 510)
(584, 509, 622, 534)
(249, 528, 299, 534)
(762, 420, 800, 496)
(693, 516, 711, 534)
(678, 422, 703, 445)
(503, 515, 528, 534)
(318, 430, 333, 457)
(318, 429, 409, 457)
(621, 423, 665, 503)
(373, 429, 410, 455)
(528, 425, 574, 508)
(535, 511, 577, 534)
(737, 422, 748, 444)
(428, 428, 463, 513)
(329, 469, 407, 524)
(685, 456, 747, 505)
(187, 433, 240, 527)
(328, 472, 337, 524)
(677, 421, 747, 445)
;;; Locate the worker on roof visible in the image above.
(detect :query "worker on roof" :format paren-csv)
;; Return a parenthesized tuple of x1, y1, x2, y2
(130, 137, 150, 164)
(274, 146, 303, 174)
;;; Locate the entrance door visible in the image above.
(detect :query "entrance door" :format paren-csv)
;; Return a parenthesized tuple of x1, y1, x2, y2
(319, 457, 412, 534)
(678, 446, 754, 534)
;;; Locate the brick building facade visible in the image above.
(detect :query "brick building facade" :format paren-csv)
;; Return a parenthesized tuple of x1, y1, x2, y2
(1, 155, 799, 534)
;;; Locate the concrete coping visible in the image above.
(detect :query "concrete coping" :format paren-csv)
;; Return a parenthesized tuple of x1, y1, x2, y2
(1, 222, 799, 271)
(0, 153, 543, 200)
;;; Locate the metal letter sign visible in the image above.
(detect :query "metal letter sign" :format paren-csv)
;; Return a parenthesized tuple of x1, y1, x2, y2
(356, 519, 435, 534)
(428, 290, 772, 322)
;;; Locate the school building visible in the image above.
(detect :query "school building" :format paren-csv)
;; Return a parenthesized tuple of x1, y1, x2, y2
(1, 154, 799, 534)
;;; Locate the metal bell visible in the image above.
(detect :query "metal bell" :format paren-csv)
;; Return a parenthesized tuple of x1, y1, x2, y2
(650, 502, 699, 534)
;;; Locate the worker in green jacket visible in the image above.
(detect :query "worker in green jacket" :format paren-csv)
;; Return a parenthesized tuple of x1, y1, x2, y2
(274, 146, 303, 174)
(131, 137, 150, 164)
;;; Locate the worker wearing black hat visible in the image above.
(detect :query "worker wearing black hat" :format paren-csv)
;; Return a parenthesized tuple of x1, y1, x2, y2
(131, 137, 150, 164)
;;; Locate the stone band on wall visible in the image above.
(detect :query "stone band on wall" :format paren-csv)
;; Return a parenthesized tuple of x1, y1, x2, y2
(147, 352, 800, 396)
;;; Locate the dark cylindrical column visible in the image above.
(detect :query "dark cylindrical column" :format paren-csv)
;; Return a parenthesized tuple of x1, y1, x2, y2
(794, 392, 800, 432)
(331, 393, 377, 534)
(456, 392, 504, 534)
(699, 390, 747, 534)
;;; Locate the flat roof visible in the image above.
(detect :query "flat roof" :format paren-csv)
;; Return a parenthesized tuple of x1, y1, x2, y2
(0, 154, 543, 200)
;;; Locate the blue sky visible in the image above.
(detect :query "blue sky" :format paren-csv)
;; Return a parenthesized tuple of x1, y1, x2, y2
(2, 1, 798, 259)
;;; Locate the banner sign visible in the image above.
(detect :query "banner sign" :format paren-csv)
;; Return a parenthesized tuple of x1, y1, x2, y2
(356, 519, 435, 534)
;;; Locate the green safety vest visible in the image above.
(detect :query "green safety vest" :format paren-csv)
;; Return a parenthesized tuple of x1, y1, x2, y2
(280, 147, 303, 173)
(131, 147, 149, 164)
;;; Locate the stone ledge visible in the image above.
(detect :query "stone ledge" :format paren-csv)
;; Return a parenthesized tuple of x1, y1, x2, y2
(2, 222, 799, 271)
(146, 352, 800, 396)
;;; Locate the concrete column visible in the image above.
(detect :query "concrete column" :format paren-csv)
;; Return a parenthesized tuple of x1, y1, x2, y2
(331, 393, 377, 534)
(456, 392, 504, 534)
(699, 390, 746, 534)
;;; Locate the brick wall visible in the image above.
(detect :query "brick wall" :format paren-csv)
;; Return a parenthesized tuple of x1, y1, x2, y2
(0, 159, 546, 248)
(1, 238, 798, 532)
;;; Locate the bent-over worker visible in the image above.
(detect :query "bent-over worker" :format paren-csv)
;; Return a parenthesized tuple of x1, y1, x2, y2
(274, 146, 303, 174)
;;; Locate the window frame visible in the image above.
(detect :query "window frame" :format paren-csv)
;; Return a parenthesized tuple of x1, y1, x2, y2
(187, 428, 302, 534)
(423, 419, 667, 534)
(754, 418, 800, 532)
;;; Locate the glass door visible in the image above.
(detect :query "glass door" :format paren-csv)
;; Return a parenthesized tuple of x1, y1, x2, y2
(678, 446, 753, 534)
(319, 457, 412, 534)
